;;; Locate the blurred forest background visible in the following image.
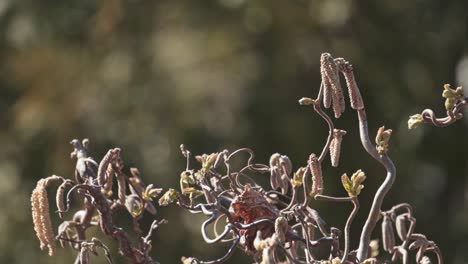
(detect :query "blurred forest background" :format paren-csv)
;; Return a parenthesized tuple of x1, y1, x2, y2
(0, 0, 467, 263)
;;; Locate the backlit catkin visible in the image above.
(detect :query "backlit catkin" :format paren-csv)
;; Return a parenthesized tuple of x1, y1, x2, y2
(329, 129, 347, 167)
(117, 171, 127, 205)
(321, 66, 332, 109)
(56, 180, 69, 219)
(322, 78, 332, 108)
(97, 149, 114, 186)
(320, 53, 345, 118)
(340, 60, 364, 110)
(103, 163, 114, 197)
(382, 215, 395, 253)
(31, 179, 56, 256)
(309, 154, 323, 196)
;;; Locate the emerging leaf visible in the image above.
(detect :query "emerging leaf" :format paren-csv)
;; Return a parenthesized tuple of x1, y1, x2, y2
(158, 189, 179, 206)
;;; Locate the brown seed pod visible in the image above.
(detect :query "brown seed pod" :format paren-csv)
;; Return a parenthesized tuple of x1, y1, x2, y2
(329, 129, 346, 167)
(382, 215, 395, 253)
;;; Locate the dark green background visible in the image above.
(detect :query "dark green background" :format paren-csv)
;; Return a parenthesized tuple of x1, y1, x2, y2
(0, 0, 467, 263)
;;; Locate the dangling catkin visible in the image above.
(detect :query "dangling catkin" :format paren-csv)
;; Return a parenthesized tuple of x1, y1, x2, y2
(56, 180, 70, 218)
(31, 179, 56, 256)
(339, 60, 364, 110)
(320, 55, 333, 109)
(103, 163, 114, 197)
(97, 149, 114, 186)
(116, 171, 127, 205)
(322, 78, 332, 108)
(274, 217, 288, 243)
(321, 53, 345, 118)
(329, 129, 347, 167)
(382, 215, 395, 253)
(309, 154, 323, 196)
(31, 187, 45, 250)
(395, 214, 408, 241)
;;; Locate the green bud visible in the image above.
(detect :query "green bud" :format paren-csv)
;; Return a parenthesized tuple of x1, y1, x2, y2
(342, 170, 366, 197)
(181, 257, 196, 264)
(442, 84, 455, 98)
(291, 167, 306, 187)
(351, 169, 366, 196)
(181, 171, 195, 185)
(298, 97, 316, 106)
(195, 153, 218, 172)
(158, 189, 179, 206)
(194, 171, 204, 181)
(445, 98, 455, 111)
(189, 190, 204, 204)
(442, 84, 464, 99)
(142, 184, 163, 201)
(341, 174, 352, 195)
(408, 114, 424, 129)
(331, 257, 342, 264)
(125, 194, 143, 217)
(375, 126, 392, 154)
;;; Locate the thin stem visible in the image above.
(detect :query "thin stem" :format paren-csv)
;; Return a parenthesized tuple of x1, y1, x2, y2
(311, 83, 336, 163)
(341, 198, 359, 263)
(314, 194, 353, 202)
(278, 246, 306, 264)
(297, 216, 314, 263)
(433, 246, 443, 264)
(195, 231, 240, 264)
(355, 109, 397, 261)
(282, 187, 298, 212)
(421, 98, 466, 127)
(302, 167, 311, 207)
(313, 194, 359, 262)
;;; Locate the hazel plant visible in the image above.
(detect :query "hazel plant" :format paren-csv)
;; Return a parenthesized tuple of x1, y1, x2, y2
(160, 53, 465, 264)
(408, 83, 466, 129)
(31, 139, 166, 264)
(31, 53, 466, 264)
